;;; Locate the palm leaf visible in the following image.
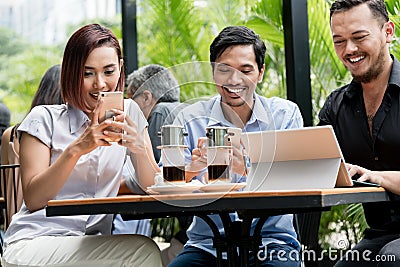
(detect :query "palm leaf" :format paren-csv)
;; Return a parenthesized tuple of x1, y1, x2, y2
(386, 0, 400, 58)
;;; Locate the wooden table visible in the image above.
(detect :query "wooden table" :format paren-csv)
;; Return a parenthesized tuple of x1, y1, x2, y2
(46, 187, 390, 267)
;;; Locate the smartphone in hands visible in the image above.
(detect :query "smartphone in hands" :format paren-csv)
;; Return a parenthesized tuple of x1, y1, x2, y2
(98, 91, 124, 142)
(98, 91, 124, 123)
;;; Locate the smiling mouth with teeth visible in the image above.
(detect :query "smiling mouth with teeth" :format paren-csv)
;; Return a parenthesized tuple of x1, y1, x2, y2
(89, 93, 100, 100)
(348, 55, 365, 63)
(223, 86, 245, 94)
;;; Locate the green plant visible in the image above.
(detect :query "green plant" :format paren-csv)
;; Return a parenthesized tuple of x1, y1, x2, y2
(319, 204, 367, 250)
(0, 31, 62, 123)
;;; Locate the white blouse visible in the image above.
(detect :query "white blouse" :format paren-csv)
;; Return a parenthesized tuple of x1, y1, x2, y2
(3, 99, 147, 250)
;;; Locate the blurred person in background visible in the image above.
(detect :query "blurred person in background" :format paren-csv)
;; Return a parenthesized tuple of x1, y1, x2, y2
(126, 64, 182, 162)
(118, 64, 190, 266)
(1, 64, 63, 228)
(0, 101, 10, 228)
(0, 102, 11, 162)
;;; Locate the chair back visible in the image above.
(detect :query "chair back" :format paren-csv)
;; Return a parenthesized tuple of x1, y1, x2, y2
(0, 164, 21, 230)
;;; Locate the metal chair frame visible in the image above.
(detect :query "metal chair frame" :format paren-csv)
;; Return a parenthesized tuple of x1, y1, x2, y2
(0, 164, 20, 255)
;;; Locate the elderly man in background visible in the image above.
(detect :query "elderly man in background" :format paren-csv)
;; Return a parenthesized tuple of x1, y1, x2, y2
(118, 64, 190, 266)
(126, 64, 183, 162)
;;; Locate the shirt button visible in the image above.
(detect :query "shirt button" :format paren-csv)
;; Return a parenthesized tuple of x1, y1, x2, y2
(374, 156, 379, 161)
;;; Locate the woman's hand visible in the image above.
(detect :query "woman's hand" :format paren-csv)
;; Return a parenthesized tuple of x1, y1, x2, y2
(120, 116, 147, 155)
(70, 99, 115, 156)
(22, 101, 115, 211)
(102, 108, 148, 155)
(115, 114, 159, 189)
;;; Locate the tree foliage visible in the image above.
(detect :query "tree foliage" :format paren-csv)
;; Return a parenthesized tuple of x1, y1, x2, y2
(0, 27, 62, 123)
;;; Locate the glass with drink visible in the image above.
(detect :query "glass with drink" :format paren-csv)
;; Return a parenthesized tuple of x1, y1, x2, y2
(207, 146, 231, 183)
(161, 146, 186, 184)
(205, 126, 233, 183)
(158, 125, 187, 184)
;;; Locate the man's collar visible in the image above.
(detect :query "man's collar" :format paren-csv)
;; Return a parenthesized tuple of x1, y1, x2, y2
(251, 94, 272, 125)
(208, 95, 232, 127)
(207, 94, 271, 127)
(388, 55, 400, 88)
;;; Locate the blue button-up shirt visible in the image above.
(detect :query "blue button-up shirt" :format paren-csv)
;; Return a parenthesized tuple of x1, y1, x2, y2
(173, 94, 304, 257)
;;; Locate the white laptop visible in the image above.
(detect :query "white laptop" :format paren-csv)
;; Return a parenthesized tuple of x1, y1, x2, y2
(241, 125, 354, 191)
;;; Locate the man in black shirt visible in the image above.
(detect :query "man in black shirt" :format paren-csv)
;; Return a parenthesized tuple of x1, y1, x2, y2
(318, 0, 400, 266)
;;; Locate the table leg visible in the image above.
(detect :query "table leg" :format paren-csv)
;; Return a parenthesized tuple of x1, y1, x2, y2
(252, 216, 268, 267)
(198, 213, 242, 267)
(236, 215, 267, 267)
(220, 213, 239, 267)
(197, 214, 226, 267)
(198, 213, 268, 267)
(237, 217, 253, 266)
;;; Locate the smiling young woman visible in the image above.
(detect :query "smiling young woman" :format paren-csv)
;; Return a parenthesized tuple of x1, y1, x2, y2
(1, 23, 162, 267)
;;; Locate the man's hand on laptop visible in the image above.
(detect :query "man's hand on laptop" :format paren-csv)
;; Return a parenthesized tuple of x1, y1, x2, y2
(346, 163, 381, 186)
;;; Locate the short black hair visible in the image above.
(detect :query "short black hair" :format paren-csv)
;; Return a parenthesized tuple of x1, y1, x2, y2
(210, 26, 266, 72)
(330, 0, 389, 25)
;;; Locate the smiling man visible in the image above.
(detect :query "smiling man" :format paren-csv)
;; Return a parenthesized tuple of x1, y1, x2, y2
(318, 0, 400, 266)
(167, 26, 303, 267)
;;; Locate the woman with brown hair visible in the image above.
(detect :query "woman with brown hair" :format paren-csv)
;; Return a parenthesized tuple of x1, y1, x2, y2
(2, 24, 161, 266)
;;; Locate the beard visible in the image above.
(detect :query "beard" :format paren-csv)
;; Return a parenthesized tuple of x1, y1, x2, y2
(351, 46, 386, 83)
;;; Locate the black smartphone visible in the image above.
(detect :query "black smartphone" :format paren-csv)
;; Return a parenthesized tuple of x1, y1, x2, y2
(351, 173, 380, 187)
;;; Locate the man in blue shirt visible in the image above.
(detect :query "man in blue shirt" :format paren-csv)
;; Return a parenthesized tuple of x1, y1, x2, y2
(167, 26, 303, 267)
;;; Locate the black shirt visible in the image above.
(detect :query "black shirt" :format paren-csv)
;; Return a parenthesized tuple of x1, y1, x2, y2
(318, 55, 400, 237)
